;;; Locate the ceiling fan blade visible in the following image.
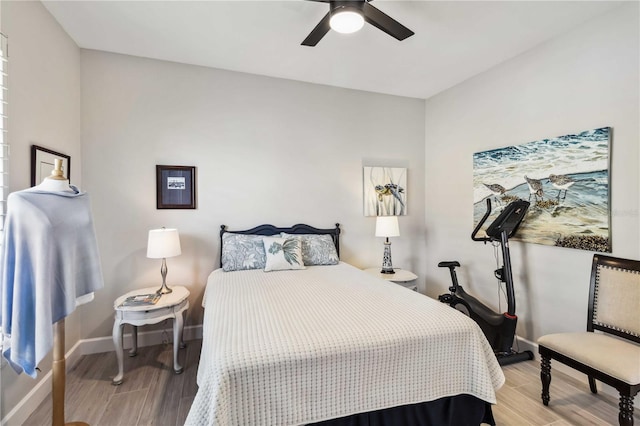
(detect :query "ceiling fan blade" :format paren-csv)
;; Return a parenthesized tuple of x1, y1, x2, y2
(362, 2, 414, 41)
(302, 11, 331, 46)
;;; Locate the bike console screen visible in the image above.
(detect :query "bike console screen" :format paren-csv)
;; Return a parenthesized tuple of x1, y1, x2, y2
(485, 200, 530, 240)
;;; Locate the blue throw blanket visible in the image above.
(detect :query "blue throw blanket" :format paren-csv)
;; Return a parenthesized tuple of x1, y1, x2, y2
(0, 186, 104, 377)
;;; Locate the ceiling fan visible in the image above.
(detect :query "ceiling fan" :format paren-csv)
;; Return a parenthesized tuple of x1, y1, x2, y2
(302, 0, 414, 47)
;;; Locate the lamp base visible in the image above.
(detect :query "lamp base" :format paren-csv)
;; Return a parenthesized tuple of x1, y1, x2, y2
(156, 283, 173, 295)
(156, 258, 173, 294)
(380, 240, 395, 274)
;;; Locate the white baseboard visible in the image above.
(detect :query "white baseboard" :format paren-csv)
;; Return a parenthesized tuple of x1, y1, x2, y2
(513, 334, 536, 356)
(1, 325, 202, 426)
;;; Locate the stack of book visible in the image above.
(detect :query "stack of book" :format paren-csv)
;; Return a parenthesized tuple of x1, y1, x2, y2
(119, 293, 161, 307)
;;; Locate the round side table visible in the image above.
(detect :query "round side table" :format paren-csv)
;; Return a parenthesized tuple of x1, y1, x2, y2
(112, 286, 189, 385)
(364, 268, 419, 291)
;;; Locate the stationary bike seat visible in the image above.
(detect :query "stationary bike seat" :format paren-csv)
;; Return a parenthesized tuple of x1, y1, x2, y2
(438, 261, 460, 268)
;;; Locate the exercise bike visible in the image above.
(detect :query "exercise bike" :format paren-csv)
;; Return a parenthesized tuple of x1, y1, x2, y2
(438, 198, 534, 366)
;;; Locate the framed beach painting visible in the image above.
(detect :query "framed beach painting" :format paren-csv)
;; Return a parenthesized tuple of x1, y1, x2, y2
(472, 127, 611, 252)
(363, 166, 407, 216)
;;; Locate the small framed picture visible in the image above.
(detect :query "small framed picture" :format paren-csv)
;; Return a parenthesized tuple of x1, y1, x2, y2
(31, 145, 71, 186)
(156, 165, 196, 209)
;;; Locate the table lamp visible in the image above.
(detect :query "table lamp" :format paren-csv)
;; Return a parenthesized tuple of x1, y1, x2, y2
(375, 216, 399, 274)
(147, 228, 182, 294)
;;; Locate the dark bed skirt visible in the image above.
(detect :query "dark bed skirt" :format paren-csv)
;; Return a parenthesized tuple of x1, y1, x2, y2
(307, 394, 495, 426)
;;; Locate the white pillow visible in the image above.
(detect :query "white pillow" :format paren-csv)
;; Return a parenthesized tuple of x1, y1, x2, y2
(280, 233, 339, 265)
(263, 237, 305, 272)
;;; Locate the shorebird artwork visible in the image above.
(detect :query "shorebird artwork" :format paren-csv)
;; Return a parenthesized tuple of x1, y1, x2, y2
(483, 183, 506, 204)
(524, 175, 544, 202)
(473, 127, 610, 252)
(549, 174, 575, 200)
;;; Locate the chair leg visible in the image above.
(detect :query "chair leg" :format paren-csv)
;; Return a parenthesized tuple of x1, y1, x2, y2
(619, 394, 634, 426)
(588, 376, 597, 394)
(540, 355, 551, 406)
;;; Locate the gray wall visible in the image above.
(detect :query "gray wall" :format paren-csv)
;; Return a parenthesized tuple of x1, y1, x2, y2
(1, 0, 82, 419)
(423, 3, 639, 342)
(79, 50, 427, 339)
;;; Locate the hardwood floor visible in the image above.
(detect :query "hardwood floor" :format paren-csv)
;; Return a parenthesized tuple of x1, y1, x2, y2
(23, 339, 201, 426)
(492, 359, 638, 426)
(22, 340, 636, 425)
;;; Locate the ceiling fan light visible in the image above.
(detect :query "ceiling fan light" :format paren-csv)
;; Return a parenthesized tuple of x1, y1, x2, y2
(330, 10, 365, 34)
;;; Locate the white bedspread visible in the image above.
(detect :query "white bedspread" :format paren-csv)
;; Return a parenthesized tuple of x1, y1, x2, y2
(186, 262, 504, 426)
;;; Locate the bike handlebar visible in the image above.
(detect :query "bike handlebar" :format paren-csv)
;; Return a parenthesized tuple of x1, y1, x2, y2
(471, 198, 492, 242)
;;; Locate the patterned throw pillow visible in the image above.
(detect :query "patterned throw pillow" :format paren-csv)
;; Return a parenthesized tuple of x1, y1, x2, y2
(221, 233, 270, 272)
(280, 233, 339, 266)
(263, 237, 305, 272)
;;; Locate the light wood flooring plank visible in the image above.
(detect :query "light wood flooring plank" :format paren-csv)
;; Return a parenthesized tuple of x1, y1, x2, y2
(67, 352, 117, 420)
(502, 363, 533, 389)
(492, 400, 536, 426)
(176, 396, 196, 426)
(113, 344, 164, 395)
(20, 396, 52, 426)
(496, 377, 562, 425)
(155, 354, 187, 426)
(180, 339, 201, 399)
(495, 359, 640, 426)
(136, 348, 178, 425)
(507, 360, 637, 425)
(98, 389, 147, 426)
(516, 380, 615, 426)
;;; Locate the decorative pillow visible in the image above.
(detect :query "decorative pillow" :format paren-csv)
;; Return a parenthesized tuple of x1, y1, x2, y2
(280, 233, 339, 266)
(221, 233, 270, 272)
(263, 237, 305, 272)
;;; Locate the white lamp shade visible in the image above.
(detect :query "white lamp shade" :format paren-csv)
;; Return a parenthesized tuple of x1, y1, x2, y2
(147, 228, 182, 259)
(330, 10, 365, 34)
(375, 216, 400, 238)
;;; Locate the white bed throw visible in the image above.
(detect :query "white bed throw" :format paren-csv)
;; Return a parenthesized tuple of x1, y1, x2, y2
(186, 262, 504, 426)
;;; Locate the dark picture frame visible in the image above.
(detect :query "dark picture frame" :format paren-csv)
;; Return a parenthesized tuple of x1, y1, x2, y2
(156, 165, 196, 209)
(31, 145, 71, 187)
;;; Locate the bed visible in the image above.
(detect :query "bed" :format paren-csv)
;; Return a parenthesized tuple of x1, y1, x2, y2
(185, 224, 504, 426)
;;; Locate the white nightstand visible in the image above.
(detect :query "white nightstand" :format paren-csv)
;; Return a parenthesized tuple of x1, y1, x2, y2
(112, 286, 189, 385)
(364, 268, 419, 291)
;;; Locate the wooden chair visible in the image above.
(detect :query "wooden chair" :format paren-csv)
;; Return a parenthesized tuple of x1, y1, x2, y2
(538, 254, 640, 426)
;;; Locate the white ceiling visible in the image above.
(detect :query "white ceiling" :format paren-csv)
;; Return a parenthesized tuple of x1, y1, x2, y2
(42, 1, 623, 99)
